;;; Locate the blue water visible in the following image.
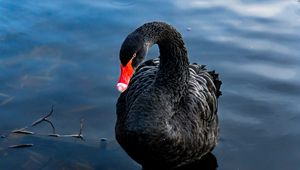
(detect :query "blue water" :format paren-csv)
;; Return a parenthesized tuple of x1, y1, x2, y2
(1, 0, 300, 169)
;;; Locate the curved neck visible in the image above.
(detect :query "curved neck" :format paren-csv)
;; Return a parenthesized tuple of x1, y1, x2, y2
(134, 22, 190, 96)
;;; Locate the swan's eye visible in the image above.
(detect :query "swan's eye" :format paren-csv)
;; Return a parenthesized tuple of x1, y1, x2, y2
(116, 56, 135, 92)
(132, 53, 137, 59)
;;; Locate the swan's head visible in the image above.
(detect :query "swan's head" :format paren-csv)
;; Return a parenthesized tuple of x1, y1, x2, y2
(117, 33, 148, 92)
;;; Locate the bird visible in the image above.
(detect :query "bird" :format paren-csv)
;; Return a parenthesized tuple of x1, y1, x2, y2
(115, 21, 222, 169)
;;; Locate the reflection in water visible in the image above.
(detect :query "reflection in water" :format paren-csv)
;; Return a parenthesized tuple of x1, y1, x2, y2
(174, 0, 293, 18)
(143, 153, 218, 170)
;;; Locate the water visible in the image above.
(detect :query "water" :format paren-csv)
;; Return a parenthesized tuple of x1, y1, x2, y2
(1, 0, 300, 169)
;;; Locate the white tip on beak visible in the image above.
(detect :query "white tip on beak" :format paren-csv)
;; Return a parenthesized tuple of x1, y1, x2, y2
(116, 83, 128, 92)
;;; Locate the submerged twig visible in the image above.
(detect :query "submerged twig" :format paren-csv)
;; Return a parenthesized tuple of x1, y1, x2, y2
(31, 105, 54, 126)
(5, 105, 88, 151)
(72, 118, 85, 141)
(12, 129, 34, 135)
(31, 105, 56, 134)
(48, 134, 60, 137)
(79, 118, 84, 136)
(44, 119, 56, 134)
(63, 119, 85, 141)
(9, 144, 34, 148)
(64, 134, 84, 140)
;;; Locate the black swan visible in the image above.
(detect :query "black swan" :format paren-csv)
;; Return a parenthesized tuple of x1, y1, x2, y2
(115, 22, 222, 169)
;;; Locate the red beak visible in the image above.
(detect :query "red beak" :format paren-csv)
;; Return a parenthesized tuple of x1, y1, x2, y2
(116, 58, 134, 92)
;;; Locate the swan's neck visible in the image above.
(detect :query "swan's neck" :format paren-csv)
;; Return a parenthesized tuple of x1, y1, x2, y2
(156, 39, 189, 89)
(136, 22, 190, 97)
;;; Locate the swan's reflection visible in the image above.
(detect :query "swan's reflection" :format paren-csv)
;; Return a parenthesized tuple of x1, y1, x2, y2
(143, 152, 218, 170)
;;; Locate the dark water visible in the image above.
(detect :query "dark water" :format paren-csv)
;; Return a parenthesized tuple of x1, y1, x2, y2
(1, 0, 300, 169)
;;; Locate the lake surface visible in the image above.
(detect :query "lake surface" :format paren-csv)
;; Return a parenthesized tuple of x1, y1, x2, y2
(1, 0, 300, 169)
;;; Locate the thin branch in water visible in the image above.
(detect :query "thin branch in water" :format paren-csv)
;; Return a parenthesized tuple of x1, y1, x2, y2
(48, 134, 60, 137)
(9, 144, 34, 148)
(74, 118, 85, 141)
(64, 119, 85, 141)
(64, 134, 84, 141)
(31, 105, 54, 127)
(44, 119, 56, 134)
(4, 105, 88, 149)
(31, 105, 56, 134)
(79, 118, 84, 136)
(12, 129, 34, 135)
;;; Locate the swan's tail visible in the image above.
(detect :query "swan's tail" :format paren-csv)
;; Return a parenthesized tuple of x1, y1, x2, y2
(208, 70, 222, 98)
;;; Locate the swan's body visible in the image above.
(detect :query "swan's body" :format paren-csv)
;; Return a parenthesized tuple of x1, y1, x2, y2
(115, 22, 221, 169)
